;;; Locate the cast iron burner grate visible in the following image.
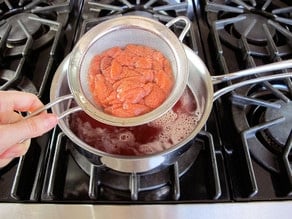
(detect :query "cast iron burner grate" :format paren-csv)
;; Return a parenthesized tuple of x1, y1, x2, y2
(0, 0, 71, 96)
(203, 0, 292, 167)
(70, 142, 200, 201)
(41, 130, 224, 202)
(231, 80, 292, 181)
(0, 0, 82, 202)
(0, 69, 37, 93)
(227, 80, 292, 200)
(82, 0, 194, 20)
(205, 0, 292, 56)
(39, 0, 228, 203)
(195, 0, 292, 200)
(75, 0, 200, 54)
(0, 0, 70, 56)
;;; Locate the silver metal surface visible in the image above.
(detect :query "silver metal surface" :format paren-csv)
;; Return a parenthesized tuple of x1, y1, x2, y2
(68, 15, 190, 127)
(0, 201, 291, 219)
(183, 46, 292, 101)
(211, 59, 292, 85)
(165, 16, 191, 41)
(50, 43, 292, 173)
(213, 72, 292, 100)
(25, 94, 81, 120)
(50, 42, 211, 173)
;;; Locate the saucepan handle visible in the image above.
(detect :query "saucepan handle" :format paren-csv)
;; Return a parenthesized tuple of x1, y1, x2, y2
(211, 59, 292, 85)
(165, 16, 191, 42)
(211, 59, 292, 101)
(213, 72, 292, 101)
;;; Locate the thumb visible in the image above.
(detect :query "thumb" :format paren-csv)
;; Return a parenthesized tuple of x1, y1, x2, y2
(0, 113, 58, 151)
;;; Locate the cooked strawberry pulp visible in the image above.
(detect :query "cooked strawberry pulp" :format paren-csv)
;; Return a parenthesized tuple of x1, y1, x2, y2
(88, 44, 174, 118)
(69, 87, 201, 156)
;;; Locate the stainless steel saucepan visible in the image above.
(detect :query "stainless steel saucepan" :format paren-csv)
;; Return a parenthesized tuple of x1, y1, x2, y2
(50, 44, 292, 173)
(29, 15, 191, 127)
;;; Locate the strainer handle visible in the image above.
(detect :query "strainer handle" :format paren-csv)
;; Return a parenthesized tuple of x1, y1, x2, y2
(165, 16, 191, 42)
(18, 94, 81, 144)
(25, 94, 81, 120)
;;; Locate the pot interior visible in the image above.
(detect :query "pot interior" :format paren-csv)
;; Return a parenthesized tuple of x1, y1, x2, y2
(51, 45, 213, 160)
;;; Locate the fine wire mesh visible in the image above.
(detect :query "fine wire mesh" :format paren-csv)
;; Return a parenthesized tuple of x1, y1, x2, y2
(79, 28, 179, 109)
(67, 16, 189, 127)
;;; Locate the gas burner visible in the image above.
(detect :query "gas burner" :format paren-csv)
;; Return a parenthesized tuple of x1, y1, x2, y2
(41, 128, 223, 201)
(231, 78, 292, 173)
(0, 0, 70, 56)
(100, 184, 172, 201)
(78, 0, 199, 53)
(83, 0, 194, 21)
(0, 13, 41, 44)
(70, 141, 201, 200)
(233, 14, 276, 44)
(205, 0, 292, 55)
(264, 100, 292, 147)
(0, 69, 37, 93)
(79, 0, 199, 52)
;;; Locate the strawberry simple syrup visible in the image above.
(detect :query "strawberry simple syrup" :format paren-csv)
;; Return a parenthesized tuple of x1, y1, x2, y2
(69, 87, 201, 156)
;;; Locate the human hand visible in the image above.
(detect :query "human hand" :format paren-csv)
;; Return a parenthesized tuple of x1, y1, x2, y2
(0, 91, 58, 168)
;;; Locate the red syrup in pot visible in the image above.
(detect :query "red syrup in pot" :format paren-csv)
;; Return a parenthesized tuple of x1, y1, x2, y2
(69, 87, 202, 155)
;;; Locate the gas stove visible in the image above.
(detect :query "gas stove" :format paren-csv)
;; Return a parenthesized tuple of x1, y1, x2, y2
(196, 0, 292, 201)
(0, 0, 291, 218)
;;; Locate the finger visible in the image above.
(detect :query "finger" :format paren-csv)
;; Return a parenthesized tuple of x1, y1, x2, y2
(0, 158, 14, 168)
(0, 91, 44, 113)
(0, 139, 30, 168)
(0, 113, 57, 152)
(0, 139, 31, 159)
(0, 111, 23, 124)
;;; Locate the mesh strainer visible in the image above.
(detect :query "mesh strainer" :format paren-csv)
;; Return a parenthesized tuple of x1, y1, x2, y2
(30, 16, 191, 127)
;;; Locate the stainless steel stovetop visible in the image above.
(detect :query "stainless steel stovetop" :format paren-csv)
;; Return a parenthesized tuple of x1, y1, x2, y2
(0, 0, 291, 218)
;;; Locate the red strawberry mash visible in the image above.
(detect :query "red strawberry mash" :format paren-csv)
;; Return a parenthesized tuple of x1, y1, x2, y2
(88, 44, 174, 117)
